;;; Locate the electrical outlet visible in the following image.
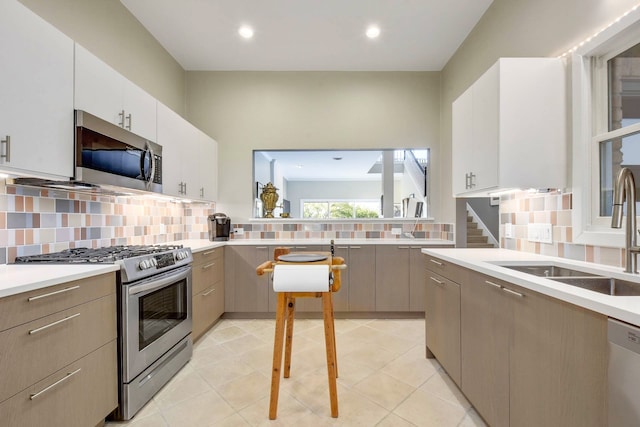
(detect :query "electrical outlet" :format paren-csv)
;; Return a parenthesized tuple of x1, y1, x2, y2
(391, 227, 402, 235)
(527, 223, 552, 244)
(504, 222, 513, 239)
(233, 227, 244, 234)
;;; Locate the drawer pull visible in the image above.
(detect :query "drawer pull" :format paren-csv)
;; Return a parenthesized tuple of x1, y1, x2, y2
(429, 276, 445, 285)
(350, 246, 361, 249)
(30, 368, 81, 400)
(256, 246, 268, 249)
(202, 262, 216, 270)
(398, 246, 410, 249)
(502, 287, 525, 298)
(28, 285, 80, 301)
(336, 246, 349, 249)
(28, 313, 81, 335)
(484, 280, 502, 289)
(202, 250, 217, 256)
(202, 288, 216, 296)
(429, 259, 443, 266)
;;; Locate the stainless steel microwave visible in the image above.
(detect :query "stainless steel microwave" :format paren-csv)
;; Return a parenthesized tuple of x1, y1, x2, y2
(75, 110, 162, 193)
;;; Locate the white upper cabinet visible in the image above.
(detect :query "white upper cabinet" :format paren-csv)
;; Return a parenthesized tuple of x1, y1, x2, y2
(197, 129, 218, 201)
(0, 0, 74, 179)
(75, 44, 157, 141)
(452, 58, 566, 196)
(158, 103, 219, 201)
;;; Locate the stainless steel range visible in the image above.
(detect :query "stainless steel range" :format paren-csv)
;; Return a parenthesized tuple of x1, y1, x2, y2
(15, 245, 194, 420)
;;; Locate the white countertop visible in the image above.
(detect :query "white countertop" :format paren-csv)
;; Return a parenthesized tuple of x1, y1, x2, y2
(422, 248, 640, 326)
(176, 238, 454, 252)
(0, 263, 119, 298)
(0, 239, 453, 299)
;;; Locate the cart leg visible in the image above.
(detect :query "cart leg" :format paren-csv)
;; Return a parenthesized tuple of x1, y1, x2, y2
(284, 296, 295, 378)
(269, 292, 287, 420)
(322, 292, 339, 418)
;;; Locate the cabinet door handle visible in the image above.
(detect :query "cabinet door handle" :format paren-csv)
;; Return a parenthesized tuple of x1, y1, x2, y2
(429, 276, 445, 286)
(30, 368, 81, 400)
(295, 246, 307, 249)
(29, 313, 81, 335)
(202, 287, 216, 296)
(469, 172, 476, 188)
(118, 110, 125, 127)
(336, 246, 349, 249)
(200, 187, 204, 198)
(202, 262, 215, 270)
(502, 287, 525, 298)
(202, 250, 217, 256)
(484, 280, 502, 289)
(350, 246, 361, 249)
(28, 285, 80, 302)
(126, 113, 132, 130)
(429, 259, 443, 266)
(1, 135, 9, 162)
(398, 246, 410, 249)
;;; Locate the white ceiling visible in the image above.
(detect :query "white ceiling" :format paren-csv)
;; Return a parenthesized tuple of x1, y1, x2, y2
(120, 0, 493, 71)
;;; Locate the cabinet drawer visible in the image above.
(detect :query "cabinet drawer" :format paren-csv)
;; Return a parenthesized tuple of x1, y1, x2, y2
(193, 285, 223, 341)
(0, 272, 115, 332)
(192, 247, 223, 265)
(424, 256, 464, 284)
(0, 340, 117, 427)
(192, 259, 224, 295)
(0, 293, 116, 403)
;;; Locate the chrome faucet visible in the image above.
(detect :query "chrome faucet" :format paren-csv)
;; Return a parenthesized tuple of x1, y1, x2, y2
(612, 167, 640, 273)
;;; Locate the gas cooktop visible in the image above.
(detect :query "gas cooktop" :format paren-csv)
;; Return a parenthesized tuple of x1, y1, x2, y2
(14, 245, 185, 264)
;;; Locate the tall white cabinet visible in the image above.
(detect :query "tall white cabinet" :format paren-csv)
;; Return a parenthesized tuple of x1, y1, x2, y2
(0, 0, 74, 179)
(75, 44, 157, 141)
(452, 58, 566, 196)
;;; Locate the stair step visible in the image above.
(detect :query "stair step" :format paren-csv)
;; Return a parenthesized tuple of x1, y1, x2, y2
(467, 228, 483, 235)
(468, 235, 488, 243)
(467, 216, 473, 222)
(467, 242, 496, 248)
(467, 222, 478, 229)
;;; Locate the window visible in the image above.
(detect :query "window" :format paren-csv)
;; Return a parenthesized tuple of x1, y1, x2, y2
(570, 6, 640, 246)
(301, 200, 383, 219)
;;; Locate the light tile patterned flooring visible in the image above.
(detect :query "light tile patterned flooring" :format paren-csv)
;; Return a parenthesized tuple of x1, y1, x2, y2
(106, 318, 486, 427)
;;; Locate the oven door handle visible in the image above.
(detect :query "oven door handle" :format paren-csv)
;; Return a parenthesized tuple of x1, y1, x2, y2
(128, 265, 191, 296)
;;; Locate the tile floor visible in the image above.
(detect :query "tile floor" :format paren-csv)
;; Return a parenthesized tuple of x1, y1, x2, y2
(106, 318, 486, 427)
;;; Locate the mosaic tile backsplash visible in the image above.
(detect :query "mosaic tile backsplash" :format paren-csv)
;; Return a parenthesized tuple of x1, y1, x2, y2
(0, 179, 454, 264)
(500, 190, 625, 268)
(0, 181, 215, 264)
(231, 221, 454, 241)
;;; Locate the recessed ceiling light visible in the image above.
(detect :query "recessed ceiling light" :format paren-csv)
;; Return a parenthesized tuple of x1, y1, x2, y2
(333, 157, 343, 161)
(238, 25, 254, 39)
(366, 25, 381, 39)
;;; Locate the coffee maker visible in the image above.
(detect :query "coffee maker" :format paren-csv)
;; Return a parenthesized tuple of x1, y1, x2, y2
(208, 213, 231, 241)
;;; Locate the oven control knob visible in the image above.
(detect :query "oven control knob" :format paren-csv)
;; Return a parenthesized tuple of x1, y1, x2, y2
(150, 258, 158, 267)
(176, 250, 187, 260)
(139, 259, 151, 270)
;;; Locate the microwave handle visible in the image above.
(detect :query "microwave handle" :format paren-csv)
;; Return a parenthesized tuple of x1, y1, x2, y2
(145, 141, 156, 189)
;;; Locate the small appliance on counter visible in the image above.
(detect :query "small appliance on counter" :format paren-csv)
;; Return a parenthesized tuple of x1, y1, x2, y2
(208, 213, 231, 241)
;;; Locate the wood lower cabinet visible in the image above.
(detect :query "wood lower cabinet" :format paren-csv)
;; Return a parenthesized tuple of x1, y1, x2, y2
(458, 268, 608, 427)
(0, 272, 117, 427)
(424, 270, 461, 386)
(508, 282, 607, 427)
(192, 247, 225, 341)
(0, 341, 117, 427)
(225, 245, 271, 313)
(375, 246, 410, 311)
(461, 272, 511, 427)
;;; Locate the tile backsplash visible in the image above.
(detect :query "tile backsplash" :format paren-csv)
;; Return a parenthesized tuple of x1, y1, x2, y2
(500, 190, 625, 268)
(230, 221, 454, 241)
(0, 181, 214, 264)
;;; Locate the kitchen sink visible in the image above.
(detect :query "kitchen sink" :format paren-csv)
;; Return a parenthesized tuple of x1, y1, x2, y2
(551, 277, 640, 296)
(499, 264, 599, 278)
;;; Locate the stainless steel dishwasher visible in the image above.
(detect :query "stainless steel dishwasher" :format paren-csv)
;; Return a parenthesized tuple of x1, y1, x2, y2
(608, 318, 640, 426)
